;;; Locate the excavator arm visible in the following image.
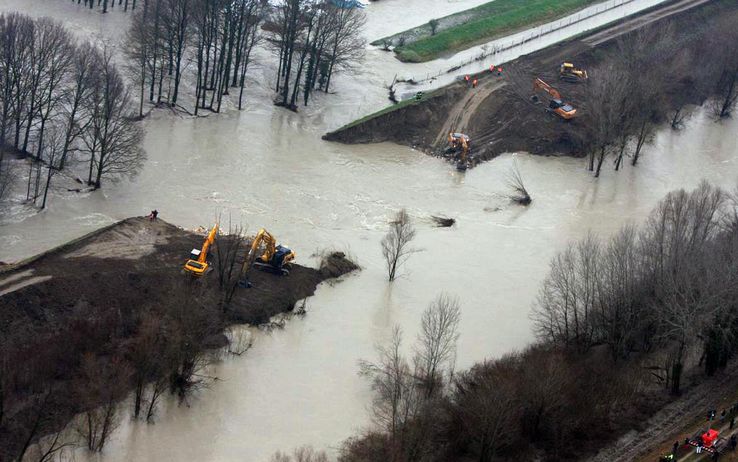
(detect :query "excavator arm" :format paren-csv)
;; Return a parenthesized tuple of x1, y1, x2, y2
(183, 223, 219, 276)
(533, 78, 561, 100)
(247, 228, 295, 275)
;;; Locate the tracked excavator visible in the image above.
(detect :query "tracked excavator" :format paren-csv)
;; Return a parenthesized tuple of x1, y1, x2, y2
(447, 132, 470, 171)
(559, 62, 588, 83)
(532, 78, 577, 120)
(247, 228, 295, 275)
(183, 223, 219, 276)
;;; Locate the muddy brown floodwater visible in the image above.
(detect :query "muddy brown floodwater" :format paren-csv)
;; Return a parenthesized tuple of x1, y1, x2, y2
(0, 0, 737, 461)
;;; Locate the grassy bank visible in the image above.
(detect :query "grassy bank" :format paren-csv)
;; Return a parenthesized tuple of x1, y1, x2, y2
(332, 88, 446, 132)
(387, 0, 602, 62)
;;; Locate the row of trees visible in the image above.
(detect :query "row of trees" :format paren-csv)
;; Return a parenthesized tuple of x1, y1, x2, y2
(1, 277, 222, 461)
(335, 182, 738, 462)
(123, 0, 366, 115)
(585, 19, 738, 176)
(0, 13, 144, 208)
(271, 0, 365, 110)
(533, 181, 738, 394)
(126, 0, 264, 115)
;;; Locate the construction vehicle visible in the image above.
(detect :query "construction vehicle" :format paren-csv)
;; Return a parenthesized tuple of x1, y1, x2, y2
(247, 228, 295, 275)
(688, 428, 725, 454)
(447, 132, 470, 171)
(183, 223, 219, 276)
(532, 78, 577, 120)
(559, 62, 588, 83)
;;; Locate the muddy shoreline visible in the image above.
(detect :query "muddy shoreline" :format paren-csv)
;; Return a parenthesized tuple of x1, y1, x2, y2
(325, 0, 734, 167)
(0, 217, 357, 459)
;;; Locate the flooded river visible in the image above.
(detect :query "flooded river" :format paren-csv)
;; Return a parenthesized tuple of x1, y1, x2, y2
(1, 0, 738, 460)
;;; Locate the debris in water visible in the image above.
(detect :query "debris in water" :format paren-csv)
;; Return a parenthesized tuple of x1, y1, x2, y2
(432, 215, 456, 227)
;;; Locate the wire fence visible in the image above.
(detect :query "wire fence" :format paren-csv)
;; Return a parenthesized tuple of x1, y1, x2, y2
(410, 0, 638, 85)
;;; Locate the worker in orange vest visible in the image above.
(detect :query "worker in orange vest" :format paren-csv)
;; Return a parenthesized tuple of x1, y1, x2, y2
(472, 79, 478, 88)
(497, 66, 503, 76)
(464, 75, 470, 86)
(489, 64, 495, 73)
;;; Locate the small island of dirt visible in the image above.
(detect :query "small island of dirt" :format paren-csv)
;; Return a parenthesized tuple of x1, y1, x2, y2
(0, 217, 357, 460)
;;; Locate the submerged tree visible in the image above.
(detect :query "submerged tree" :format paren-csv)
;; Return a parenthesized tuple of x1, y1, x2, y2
(381, 208, 416, 282)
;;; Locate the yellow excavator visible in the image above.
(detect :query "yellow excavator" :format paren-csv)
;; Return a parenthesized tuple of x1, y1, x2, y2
(247, 228, 295, 275)
(560, 63, 588, 81)
(447, 132, 470, 171)
(532, 78, 577, 120)
(183, 223, 219, 276)
(559, 62, 588, 83)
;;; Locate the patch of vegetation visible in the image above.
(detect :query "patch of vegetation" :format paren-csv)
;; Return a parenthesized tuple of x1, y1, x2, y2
(333, 88, 445, 132)
(392, 0, 602, 62)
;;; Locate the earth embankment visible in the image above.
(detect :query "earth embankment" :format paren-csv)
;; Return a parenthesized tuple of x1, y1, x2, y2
(327, 0, 732, 167)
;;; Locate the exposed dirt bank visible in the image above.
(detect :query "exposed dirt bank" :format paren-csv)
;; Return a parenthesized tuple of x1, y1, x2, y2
(326, 0, 733, 167)
(0, 217, 356, 459)
(0, 217, 350, 327)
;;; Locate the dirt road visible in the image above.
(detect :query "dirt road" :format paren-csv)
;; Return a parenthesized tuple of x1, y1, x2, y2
(432, 78, 507, 148)
(591, 362, 738, 462)
(584, 0, 714, 47)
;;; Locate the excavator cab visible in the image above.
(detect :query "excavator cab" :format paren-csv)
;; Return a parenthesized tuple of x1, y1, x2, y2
(533, 78, 577, 120)
(549, 99, 576, 118)
(183, 224, 219, 276)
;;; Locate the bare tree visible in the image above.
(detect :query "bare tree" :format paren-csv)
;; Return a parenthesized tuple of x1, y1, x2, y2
(74, 354, 131, 452)
(270, 446, 329, 462)
(414, 293, 460, 397)
(58, 41, 101, 170)
(213, 221, 247, 309)
(506, 159, 531, 205)
(381, 208, 416, 281)
(359, 326, 422, 451)
(532, 233, 601, 352)
(83, 47, 146, 189)
(322, 5, 366, 94)
(584, 63, 628, 177)
(706, 21, 738, 119)
(448, 359, 518, 462)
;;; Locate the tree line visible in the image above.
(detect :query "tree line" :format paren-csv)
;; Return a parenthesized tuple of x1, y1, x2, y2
(122, 0, 365, 115)
(584, 17, 738, 177)
(329, 181, 738, 462)
(0, 13, 145, 209)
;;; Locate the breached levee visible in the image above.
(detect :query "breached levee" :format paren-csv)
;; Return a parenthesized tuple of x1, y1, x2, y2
(323, 85, 466, 149)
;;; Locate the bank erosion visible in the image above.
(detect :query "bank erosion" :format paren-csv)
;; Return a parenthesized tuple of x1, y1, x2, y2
(0, 217, 357, 460)
(326, 0, 734, 169)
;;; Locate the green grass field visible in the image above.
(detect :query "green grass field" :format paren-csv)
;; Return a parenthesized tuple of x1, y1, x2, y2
(393, 0, 602, 62)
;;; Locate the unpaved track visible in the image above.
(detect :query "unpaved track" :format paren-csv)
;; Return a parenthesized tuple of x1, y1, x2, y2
(584, 0, 714, 46)
(591, 362, 738, 462)
(432, 78, 506, 148)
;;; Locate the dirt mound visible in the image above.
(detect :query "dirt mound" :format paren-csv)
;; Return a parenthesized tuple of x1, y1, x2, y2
(318, 251, 360, 279)
(0, 216, 355, 331)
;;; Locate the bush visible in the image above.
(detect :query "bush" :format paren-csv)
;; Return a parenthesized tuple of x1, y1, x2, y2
(397, 49, 422, 63)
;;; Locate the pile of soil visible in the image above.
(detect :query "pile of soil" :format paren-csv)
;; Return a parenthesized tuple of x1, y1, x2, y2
(0, 217, 351, 331)
(319, 251, 361, 279)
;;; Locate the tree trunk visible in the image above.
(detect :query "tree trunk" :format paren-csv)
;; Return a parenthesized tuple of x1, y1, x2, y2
(595, 146, 606, 178)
